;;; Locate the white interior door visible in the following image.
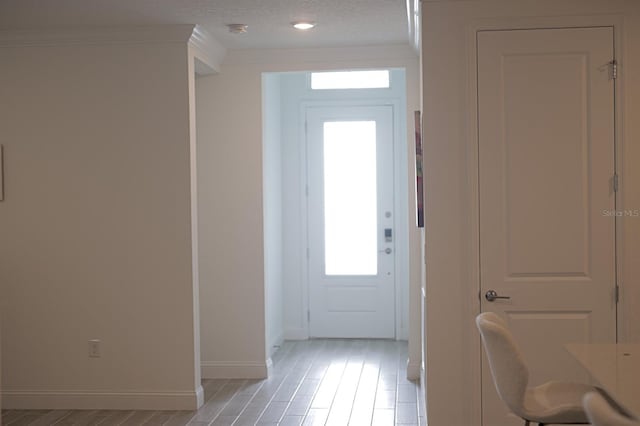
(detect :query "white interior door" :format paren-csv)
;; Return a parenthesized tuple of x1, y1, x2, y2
(477, 27, 617, 425)
(306, 105, 395, 338)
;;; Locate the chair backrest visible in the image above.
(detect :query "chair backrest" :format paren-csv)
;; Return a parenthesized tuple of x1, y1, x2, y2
(476, 312, 529, 418)
(583, 392, 640, 426)
(479, 311, 508, 328)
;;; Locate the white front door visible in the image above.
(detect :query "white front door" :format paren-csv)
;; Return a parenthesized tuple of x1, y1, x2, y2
(477, 27, 617, 425)
(306, 105, 395, 338)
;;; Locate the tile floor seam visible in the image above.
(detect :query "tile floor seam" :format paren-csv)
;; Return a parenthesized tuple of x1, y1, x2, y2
(203, 379, 251, 425)
(229, 341, 313, 425)
(274, 340, 328, 424)
(328, 343, 367, 425)
(254, 341, 329, 424)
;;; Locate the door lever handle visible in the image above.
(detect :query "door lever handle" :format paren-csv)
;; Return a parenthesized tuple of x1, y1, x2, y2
(485, 290, 511, 302)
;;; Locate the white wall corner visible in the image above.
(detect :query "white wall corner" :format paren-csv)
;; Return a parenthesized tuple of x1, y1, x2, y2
(189, 25, 226, 75)
(201, 361, 269, 379)
(195, 384, 204, 409)
(405, 0, 421, 53)
(420, 364, 427, 424)
(0, 25, 196, 48)
(266, 357, 274, 378)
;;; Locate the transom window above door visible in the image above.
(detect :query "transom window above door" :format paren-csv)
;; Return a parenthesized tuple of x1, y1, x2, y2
(310, 70, 390, 90)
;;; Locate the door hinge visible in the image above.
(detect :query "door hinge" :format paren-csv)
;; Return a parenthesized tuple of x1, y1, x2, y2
(609, 60, 618, 80)
(614, 173, 619, 193)
(307, 310, 311, 322)
(615, 285, 620, 304)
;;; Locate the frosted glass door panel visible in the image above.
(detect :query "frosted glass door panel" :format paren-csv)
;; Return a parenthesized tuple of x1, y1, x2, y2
(323, 121, 377, 276)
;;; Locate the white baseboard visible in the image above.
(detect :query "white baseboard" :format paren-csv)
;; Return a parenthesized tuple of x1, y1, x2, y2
(420, 365, 427, 424)
(2, 386, 204, 410)
(201, 361, 269, 379)
(267, 333, 284, 357)
(407, 360, 421, 381)
(283, 327, 308, 340)
(396, 324, 409, 341)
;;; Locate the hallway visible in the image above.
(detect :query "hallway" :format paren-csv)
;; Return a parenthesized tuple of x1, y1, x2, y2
(1, 339, 422, 425)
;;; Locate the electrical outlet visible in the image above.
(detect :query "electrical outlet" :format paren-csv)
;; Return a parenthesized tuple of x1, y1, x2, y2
(88, 339, 101, 358)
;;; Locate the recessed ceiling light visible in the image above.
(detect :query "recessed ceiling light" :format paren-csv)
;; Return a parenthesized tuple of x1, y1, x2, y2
(292, 22, 316, 30)
(227, 24, 248, 34)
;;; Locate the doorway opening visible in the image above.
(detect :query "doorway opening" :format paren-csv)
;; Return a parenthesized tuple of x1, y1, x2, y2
(262, 69, 411, 351)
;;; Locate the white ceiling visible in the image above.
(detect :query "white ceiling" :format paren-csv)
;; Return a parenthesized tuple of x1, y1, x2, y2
(0, 0, 410, 49)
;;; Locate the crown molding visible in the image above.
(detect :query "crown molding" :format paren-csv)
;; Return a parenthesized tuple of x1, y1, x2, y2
(223, 43, 418, 69)
(0, 25, 197, 48)
(189, 25, 226, 75)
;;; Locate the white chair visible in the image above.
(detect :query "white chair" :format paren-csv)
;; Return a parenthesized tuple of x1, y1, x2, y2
(476, 312, 595, 426)
(583, 391, 640, 426)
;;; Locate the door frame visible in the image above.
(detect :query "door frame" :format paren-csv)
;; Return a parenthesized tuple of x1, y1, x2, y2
(298, 98, 409, 340)
(464, 16, 625, 426)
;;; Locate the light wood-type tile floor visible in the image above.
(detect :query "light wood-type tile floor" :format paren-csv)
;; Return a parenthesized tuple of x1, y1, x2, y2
(1, 339, 423, 425)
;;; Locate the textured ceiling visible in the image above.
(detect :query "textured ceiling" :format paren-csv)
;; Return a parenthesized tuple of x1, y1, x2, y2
(0, 0, 409, 49)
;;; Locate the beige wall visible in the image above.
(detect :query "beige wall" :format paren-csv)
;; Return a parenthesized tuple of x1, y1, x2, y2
(0, 38, 202, 409)
(196, 65, 269, 378)
(196, 45, 421, 378)
(421, 1, 640, 425)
